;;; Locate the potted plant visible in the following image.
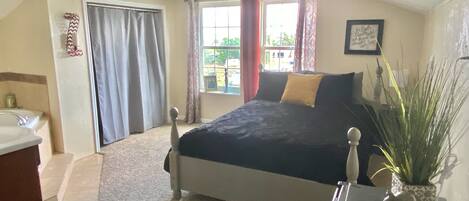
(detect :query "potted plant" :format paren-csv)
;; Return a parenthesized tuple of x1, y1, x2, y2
(369, 55, 469, 201)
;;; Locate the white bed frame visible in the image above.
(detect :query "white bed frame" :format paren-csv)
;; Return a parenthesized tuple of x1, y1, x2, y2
(168, 67, 384, 201)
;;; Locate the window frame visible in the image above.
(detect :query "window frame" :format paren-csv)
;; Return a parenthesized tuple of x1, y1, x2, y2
(199, 1, 241, 95)
(261, 0, 298, 72)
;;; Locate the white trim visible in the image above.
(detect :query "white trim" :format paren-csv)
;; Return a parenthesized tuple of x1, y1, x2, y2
(178, 155, 336, 201)
(202, 46, 240, 49)
(199, 0, 240, 7)
(199, 2, 241, 94)
(86, 3, 161, 13)
(201, 91, 241, 96)
(84, 0, 165, 10)
(81, 0, 100, 152)
(81, 0, 170, 152)
(264, 0, 298, 3)
(200, 118, 213, 123)
(163, 6, 171, 126)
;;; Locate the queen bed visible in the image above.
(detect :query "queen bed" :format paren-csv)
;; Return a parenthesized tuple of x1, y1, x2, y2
(164, 69, 384, 201)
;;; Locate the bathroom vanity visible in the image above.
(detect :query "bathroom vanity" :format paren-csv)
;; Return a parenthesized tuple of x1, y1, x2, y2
(0, 127, 42, 201)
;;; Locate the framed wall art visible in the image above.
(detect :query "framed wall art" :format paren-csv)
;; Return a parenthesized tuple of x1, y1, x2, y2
(344, 19, 384, 55)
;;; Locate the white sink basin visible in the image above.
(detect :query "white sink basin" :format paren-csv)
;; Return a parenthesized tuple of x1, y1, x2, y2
(0, 127, 42, 156)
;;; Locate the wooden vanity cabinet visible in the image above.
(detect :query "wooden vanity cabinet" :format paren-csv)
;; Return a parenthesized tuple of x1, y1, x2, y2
(0, 146, 42, 201)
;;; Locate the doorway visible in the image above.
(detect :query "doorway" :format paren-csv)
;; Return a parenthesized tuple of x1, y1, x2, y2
(83, 1, 168, 149)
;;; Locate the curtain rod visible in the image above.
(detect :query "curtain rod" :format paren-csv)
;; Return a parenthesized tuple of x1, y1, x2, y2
(87, 3, 161, 13)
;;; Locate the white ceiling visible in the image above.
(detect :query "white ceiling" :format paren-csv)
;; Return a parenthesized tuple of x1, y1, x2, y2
(0, 0, 23, 20)
(380, 0, 445, 13)
(0, 0, 447, 20)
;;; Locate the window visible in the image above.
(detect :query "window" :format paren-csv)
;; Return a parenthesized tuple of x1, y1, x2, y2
(200, 3, 241, 94)
(262, 1, 298, 72)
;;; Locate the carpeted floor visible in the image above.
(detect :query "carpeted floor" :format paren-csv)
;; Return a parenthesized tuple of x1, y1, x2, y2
(98, 123, 223, 201)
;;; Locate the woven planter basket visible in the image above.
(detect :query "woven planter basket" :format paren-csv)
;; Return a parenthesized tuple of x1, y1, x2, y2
(391, 174, 436, 201)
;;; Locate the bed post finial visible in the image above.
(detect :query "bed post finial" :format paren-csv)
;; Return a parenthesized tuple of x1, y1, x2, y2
(170, 107, 179, 122)
(170, 107, 180, 150)
(169, 107, 181, 200)
(346, 127, 361, 184)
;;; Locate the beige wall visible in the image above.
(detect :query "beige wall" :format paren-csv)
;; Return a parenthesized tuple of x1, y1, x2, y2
(165, 0, 245, 121)
(0, 0, 65, 153)
(0, 0, 179, 160)
(0, 0, 428, 159)
(316, 0, 425, 98)
(46, 0, 96, 159)
(44, 0, 179, 159)
(167, 0, 191, 119)
(0, 82, 9, 106)
(0, 0, 24, 19)
(422, 0, 469, 200)
(317, 0, 426, 72)
(0, 79, 50, 114)
(200, 93, 243, 121)
(170, 0, 425, 120)
(0, 46, 4, 72)
(3, 81, 50, 113)
(422, 0, 469, 60)
(0, 22, 3, 71)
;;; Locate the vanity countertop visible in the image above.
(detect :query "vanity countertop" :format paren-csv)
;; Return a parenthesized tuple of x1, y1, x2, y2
(0, 127, 42, 156)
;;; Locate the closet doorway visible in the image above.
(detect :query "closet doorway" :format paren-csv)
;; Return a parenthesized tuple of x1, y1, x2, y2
(83, 0, 168, 151)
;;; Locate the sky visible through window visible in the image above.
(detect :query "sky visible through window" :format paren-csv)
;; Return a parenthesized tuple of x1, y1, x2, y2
(265, 3, 298, 47)
(202, 6, 240, 46)
(264, 2, 298, 72)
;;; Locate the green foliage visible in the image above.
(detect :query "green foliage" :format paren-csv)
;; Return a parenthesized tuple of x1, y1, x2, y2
(204, 38, 240, 66)
(220, 37, 240, 46)
(215, 38, 240, 65)
(204, 50, 215, 65)
(266, 32, 295, 46)
(370, 54, 469, 185)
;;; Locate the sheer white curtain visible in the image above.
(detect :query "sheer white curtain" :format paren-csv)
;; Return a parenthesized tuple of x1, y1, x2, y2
(294, 0, 318, 72)
(88, 6, 167, 144)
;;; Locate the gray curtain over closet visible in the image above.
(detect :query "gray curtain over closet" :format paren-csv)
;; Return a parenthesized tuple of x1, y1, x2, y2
(88, 6, 166, 144)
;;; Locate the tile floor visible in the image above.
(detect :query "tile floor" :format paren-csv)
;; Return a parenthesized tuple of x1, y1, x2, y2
(40, 153, 74, 201)
(63, 154, 103, 201)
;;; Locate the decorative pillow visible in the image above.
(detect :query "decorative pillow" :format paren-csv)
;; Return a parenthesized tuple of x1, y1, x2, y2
(255, 71, 288, 101)
(352, 72, 364, 103)
(302, 71, 361, 104)
(280, 73, 323, 107)
(316, 72, 355, 106)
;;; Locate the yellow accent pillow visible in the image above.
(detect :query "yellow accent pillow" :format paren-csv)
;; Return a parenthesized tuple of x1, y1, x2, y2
(280, 73, 323, 107)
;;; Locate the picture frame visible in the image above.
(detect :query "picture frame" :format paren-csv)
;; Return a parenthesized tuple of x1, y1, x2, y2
(344, 19, 384, 55)
(204, 75, 218, 92)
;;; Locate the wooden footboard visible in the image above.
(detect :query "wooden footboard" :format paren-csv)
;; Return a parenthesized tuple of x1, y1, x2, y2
(169, 107, 362, 201)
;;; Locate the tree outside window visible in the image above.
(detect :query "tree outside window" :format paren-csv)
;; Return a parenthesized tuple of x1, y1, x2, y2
(200, 5, 240, 94)
(262, 1, 298, 72)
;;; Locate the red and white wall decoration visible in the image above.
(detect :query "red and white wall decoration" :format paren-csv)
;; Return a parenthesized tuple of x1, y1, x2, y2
(64, 13, 83, 57)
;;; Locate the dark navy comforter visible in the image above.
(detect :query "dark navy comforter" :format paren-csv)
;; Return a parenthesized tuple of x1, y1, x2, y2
(164, 100, 378, 185)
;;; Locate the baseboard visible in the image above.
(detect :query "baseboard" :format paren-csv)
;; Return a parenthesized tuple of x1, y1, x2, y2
(167, 113, 211, 124)
(201, 118, 213, 123)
